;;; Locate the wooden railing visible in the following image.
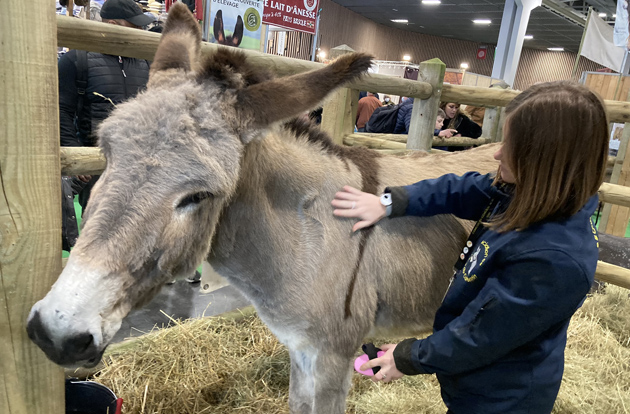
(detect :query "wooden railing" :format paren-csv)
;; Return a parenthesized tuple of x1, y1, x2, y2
(54, 16, 630, 289)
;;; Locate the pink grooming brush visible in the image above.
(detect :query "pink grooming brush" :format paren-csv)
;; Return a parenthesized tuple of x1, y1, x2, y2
(354, 343, 384, 376)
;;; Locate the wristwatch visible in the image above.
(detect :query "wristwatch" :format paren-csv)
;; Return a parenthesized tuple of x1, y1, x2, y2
(380, 192, 393, 217)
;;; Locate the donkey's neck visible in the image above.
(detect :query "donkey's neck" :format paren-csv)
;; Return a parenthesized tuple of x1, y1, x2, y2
(209, 124, 379, 303)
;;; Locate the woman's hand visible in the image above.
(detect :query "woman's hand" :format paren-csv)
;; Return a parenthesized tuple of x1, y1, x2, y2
(359, 343, 405, 383)
(332, 185, 386, 232)
(438, 129, 458, 138)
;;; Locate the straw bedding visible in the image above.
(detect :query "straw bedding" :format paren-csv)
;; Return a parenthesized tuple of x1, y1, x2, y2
(92, 286, 630, 413)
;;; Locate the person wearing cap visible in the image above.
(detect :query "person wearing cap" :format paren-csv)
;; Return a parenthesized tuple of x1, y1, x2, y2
(100, 0, 155, 28)
(58, 0, 155, 251)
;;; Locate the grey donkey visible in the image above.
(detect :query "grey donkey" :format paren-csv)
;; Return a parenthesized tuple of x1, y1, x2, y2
(27, 3, 499, 413)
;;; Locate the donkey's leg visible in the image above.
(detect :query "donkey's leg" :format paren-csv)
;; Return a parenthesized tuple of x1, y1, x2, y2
(288, 348, 316, 414)
(311, 350, 354, 414)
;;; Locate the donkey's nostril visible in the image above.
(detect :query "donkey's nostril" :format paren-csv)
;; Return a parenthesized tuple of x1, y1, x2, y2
(65, 333, 95, 355)
(27, 310, 54, 348)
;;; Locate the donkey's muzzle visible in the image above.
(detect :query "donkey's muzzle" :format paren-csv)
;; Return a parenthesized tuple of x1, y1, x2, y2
(27, 311, 104, 367)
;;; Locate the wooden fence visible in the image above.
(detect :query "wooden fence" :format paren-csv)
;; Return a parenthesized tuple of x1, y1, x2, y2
(3, 13, 630, 412)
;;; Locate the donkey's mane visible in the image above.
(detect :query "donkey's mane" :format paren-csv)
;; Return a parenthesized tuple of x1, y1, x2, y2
(198, 48, 273, 89)
(283, 118, 381, 195)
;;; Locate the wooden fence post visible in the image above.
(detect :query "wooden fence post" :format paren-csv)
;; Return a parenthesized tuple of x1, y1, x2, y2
(321, 87, 359, 145)
(481, 81, 509, 142)
(321, 45, 358, 145)
(0, 0, 65, 412)
(407, 58, 446, 151)
(599, 123, 630, 235)
(482, 107, 502, 142)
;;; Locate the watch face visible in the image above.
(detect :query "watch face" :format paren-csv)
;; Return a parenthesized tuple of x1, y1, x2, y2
(380, 193, 392, 206)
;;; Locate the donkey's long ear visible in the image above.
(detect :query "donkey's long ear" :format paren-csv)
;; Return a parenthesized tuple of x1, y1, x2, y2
(235, 53, 373, 129)
(150, 2, 201, 78)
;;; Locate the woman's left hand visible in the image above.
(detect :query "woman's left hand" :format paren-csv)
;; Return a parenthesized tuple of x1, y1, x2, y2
(359, 343, 405, 383)
(332, 185, 386, 232)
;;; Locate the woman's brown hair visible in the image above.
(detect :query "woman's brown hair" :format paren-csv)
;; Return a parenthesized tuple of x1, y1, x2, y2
(439, 102, 461, 129)
(491, 81, 609, 232)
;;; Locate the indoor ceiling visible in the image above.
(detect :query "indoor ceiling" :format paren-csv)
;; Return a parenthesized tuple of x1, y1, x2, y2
(329, 0, 618, 53)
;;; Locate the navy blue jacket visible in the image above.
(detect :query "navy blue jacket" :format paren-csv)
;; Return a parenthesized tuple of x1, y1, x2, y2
(394, 98, 414, 134)
(388, 172, 598, 414)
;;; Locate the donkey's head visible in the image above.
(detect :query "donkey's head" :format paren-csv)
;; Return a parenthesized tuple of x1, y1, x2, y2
(27, 2, 372, 368)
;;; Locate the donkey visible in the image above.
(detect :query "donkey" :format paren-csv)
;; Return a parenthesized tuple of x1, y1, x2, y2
(28, 3, 499, 413)
(213, 9, 244, 47)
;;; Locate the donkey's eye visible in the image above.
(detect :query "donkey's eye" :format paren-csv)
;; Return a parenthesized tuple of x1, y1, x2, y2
(177, 192, 213, 209)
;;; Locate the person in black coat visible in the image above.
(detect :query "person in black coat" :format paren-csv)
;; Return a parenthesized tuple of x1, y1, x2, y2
(439, 102, 482, 151)
(59, 0, 154, 250)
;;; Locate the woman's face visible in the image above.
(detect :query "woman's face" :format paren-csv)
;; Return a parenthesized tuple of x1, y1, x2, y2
(444, 103, 459, 119)
(493, 144, 516, 184)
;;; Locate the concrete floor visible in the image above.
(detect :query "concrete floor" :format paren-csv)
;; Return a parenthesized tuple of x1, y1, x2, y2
(113, 233, 630, 344)
(112, 283, 250, 343)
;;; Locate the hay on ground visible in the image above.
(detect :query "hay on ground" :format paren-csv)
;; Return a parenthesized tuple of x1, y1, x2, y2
(90, 286, 630, 413)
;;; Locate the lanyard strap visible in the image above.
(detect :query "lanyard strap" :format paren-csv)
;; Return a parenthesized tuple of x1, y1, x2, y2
(453, 197, 501, 272)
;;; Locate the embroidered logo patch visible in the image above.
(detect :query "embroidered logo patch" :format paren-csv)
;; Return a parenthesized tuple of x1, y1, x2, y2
(463, 241, 490, 282)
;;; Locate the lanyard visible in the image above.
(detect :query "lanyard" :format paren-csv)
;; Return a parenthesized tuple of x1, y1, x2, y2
(453, 196, 501, 272)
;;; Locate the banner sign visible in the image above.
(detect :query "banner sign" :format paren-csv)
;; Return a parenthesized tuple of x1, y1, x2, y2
(208, 0, 264, 50)
(476, 46, 487, 60)
(614, 0, 629, 49)
(581, 13, 625, 72)
(262, 0, 319, 34)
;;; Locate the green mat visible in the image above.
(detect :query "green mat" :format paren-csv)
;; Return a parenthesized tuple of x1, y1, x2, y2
(592, 210, 630, 238)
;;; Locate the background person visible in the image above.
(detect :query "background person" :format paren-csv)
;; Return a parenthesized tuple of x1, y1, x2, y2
(356, 92, 382, 132)
(393, 97, 413, 134)
(59, 0, 154, 250)
(331, 81, 609, 414)
(434, 108, 459, 151)
(439, 101, 482, 151)
(434, 108, 458, 138)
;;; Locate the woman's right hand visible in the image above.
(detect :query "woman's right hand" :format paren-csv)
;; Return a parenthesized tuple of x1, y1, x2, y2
(332, 186, 386, 232)
(438, 129, 458, 138)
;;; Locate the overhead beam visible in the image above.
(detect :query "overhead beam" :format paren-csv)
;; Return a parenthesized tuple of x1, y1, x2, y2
(541, 0, 587, 27)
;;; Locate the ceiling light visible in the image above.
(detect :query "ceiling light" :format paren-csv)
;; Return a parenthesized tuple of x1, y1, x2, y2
(524, 34, 533, 40)
(460, 62, 469, 69)
(548, 47, 564, 51)
(391, 19, 408, 23)
(402, 55, 411, 61)
(599, 13, 606, 17)
(422, 0, 441, 4)
(473, 19, 491, 24)
(613, 14, 617, 18)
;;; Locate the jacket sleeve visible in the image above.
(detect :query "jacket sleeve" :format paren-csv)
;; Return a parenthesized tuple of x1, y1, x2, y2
(458, 115, 482, 139)
(58, 50, 81, 147)
(403, 104, 412, 133)
(393, 250, 592, 376)
(388, 172, 495, 220)
(394, 103, 408, 134)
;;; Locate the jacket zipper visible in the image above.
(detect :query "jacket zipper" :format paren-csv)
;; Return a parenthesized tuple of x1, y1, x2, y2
(118, 56, 128, 98)
(442, 272, 456, 303)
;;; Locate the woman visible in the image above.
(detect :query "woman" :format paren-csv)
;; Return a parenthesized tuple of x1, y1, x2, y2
(439, 102, 482, 151)
(331, 81, 609, 414)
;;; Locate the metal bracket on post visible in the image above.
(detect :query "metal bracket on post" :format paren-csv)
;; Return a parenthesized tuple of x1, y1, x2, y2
(407, 58, 446, 151)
